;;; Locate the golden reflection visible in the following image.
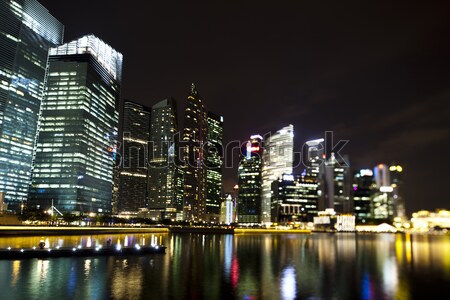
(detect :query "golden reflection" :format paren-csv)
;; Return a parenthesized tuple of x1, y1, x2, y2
(405, 233, 412, 265)
(111, 259, 143, 299)
(11, 260, 20, 287)
(442, 239, 450, 280)
(395, 234, 404, 264)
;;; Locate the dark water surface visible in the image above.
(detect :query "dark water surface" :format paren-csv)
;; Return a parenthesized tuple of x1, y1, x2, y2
(0, 233, 449, 300)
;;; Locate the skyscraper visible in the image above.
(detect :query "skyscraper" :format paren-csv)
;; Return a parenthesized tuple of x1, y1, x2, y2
(353, 169, 375, 224)
(148, 98, 182, 220)
(29, 35, 122, 214)
(0, 0, 64, 210)
(321, 153, 351, 214)
(118, 100, 151, 213)
(261, 125, 294, 223)
(389, 164, 405, 219)
(271, 174, 318, 223)
(304, 139, 324, 179)
(205, 111, 223, 222)
(237, 135, 263, 224)
(371, 163, 399, 223)
(182, 83, 208, 222)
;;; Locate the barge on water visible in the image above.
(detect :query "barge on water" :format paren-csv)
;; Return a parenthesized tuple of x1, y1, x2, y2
(0, 244, 166, 259)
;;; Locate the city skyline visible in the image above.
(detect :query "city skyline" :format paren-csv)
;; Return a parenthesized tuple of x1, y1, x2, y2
(6, 0, 450, 215)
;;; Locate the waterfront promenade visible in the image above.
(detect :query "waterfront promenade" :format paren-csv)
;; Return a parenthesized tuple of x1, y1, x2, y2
(0, 226, 312, 236)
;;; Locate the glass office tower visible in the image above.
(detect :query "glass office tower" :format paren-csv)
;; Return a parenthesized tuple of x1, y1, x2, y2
(148, 98, 182, 220)
(321, 153, 351, 214)
(29, 35, 122, 214)
(237, 135, 263, 224)
(271, 173, 318, 223)
(118, 100, 151, 213)
(353, 169, 375, 224)
(182, 84, 208, 222)
(205, 111, 223, 222)
(0, 0, 64, 210)
(261, 125, 294, 223)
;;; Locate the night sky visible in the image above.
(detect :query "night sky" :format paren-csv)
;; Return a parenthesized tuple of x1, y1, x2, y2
(39, 0, 450, 215)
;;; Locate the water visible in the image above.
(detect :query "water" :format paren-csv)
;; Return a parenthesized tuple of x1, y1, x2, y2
(0, 233, 449, 300)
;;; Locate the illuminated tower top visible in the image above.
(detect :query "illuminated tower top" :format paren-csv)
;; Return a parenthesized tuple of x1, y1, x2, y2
(50, 34, 123, 82)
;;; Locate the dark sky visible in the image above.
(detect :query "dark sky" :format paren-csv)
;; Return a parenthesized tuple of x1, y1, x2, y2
(39, 0, 450, 215)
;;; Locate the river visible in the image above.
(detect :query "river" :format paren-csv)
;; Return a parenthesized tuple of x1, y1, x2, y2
(0, 233, 449, 299)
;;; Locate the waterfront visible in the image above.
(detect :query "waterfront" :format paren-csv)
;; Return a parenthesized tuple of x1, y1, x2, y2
(0, 233, 449, 300)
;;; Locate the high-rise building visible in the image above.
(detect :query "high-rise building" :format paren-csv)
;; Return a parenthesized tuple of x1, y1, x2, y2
(29, 35, 122, 214)
(372, 164, 394, 222)
(237, 135, 263, 224)
(220, 194, 235, 225)
(0, 0, 64, 210)
(117, 101, 151, 213)
(271, 174, 318, 223)
(148, 98, 182, 220)
(304, 139, 324, 179)
(374, 164, 391, 188)
(321, 153, 351, 214)
(303, 138, 324, 211)
(353, 169, 375, 224)
(371, 163, 403, 223)
(261, 125, 294, 223)
(205, 111, 223, 222)
(389, 164, 405, 219)
(182, 83, 208, 222)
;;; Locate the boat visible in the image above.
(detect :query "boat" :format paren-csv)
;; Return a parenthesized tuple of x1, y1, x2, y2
(0, 244, 166, 259)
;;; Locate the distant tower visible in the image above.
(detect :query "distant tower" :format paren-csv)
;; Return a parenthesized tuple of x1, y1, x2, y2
(374, 164, 391, 188)
(237, 135, 263, 224)
(0, 0, 64, 210)
(353, 169, 375, 224)
(220, 195, 235, 225)
(261, 125, 294, 223)
(29, 35, 122, 214)
(389, 164, 405, 219)
(148, 98, 182, 220)
(182, 84, 208, 221)
(372, 164, 395, 222)
(118, 101, 151, 213)
(205, 112, 224, 222)
(269, 168, 319, 223)
(321, 153, 351, 214)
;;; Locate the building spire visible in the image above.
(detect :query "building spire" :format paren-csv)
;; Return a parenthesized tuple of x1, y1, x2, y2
(190, 83, 199, 97)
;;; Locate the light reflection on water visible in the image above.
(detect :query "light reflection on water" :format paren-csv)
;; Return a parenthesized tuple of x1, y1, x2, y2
(0, 233, 448, 299)
(0, 233, 166, 250)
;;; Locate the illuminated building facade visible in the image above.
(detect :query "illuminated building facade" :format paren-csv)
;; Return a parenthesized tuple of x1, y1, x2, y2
(261, 125, 294, 223)
(220, 194, 235, 225)
(389, 164, 405, 219)
(182, 83, 207, 221)
(371, 163, 404, 223)
(148, 98, 182, 220)
(372, 164, 394, 222)
(117, 101, 150, 213)
(270, 174, 318, 223)
(411, 210, 450, 230)
(321, 153, 351, 214)
(29, 35, 122, 214)
(0, 0, 64, 210)
(205, 112, 223, 222)
(352, 169, 375, 224)
(237, 135, 263, 224)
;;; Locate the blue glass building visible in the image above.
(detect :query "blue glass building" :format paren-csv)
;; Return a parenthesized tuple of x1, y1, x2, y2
(29, 35, 122, 214)
(0, 0, 63, 210)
